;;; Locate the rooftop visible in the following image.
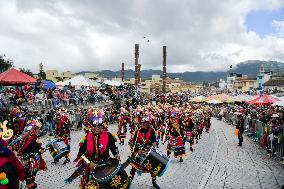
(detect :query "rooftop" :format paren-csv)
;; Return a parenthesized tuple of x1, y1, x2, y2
(263, 79, 284, 86)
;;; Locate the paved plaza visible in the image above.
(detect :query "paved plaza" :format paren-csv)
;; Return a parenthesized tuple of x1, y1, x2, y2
(34, 118, 284, 189)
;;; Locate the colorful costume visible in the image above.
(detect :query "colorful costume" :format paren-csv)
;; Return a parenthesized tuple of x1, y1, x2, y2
(18, 122, 47, 189)
(117, 115, 127, 145)
(0, 120, 25, 189)
(129, 122, 161, 189)
(54, 111, 71, 164)
(166, 123, 186, 162)
(75, 128, 120, 189)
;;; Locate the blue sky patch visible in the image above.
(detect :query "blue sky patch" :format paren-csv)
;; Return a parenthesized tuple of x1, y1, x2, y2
(245, 8, 284, 37)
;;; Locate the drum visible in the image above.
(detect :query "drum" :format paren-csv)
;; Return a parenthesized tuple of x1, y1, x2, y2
(118, 127, 126, 139)
(46, 140, 69, 161)
(184, 131, 191, 142)
(33, 152, 41, 165)
(92, 158, 130, 189)
(85, 181, 100, 189)
(142, 147, 170, 177)
(132, 147, 170, 177)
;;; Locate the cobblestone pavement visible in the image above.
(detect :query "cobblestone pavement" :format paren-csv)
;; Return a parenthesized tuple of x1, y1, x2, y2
(33, 118, 284, 189)
(203, 119, 284, 189)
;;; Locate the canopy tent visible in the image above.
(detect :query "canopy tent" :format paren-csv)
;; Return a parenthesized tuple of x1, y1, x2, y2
(42, 80, 56, 89)
(247, 95, 280, 105)
(204, 94, 231, 103)
(225, 96, 234, 103)
(272, 100, 284, 107)
(60, 75, 101, 88)
(233, 94, 254, 102)
(269, 95, 282, 101)
(104, 80, 123, 86)
(190, 95, 205, 102)
(0, 68, 36, 85)
(207, 99, 223, 104)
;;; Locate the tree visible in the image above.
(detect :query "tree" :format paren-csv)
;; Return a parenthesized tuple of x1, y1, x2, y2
(38, 71, 46, 80)
(0, 54, 14, 73)
(19, 68, 34, 77)
(38, 62, 46, 80)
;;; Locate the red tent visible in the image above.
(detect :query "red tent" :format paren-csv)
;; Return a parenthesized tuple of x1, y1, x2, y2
(247, 95, 280, 105)
(0, 68, 36, 85)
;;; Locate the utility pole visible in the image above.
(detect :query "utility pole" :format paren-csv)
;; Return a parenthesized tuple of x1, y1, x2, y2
(121, 62, 124, 82)
(134, 44, 139, 87)
(162, 46, 167, 94)
(138, 63, 141, 85)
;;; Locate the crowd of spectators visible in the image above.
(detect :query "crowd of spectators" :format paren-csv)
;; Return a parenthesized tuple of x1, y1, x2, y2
(1, 81, 283, 160)
(213, 103, 284, 160)
(0, 80, 138, 132)
(0, 80, 137, 111)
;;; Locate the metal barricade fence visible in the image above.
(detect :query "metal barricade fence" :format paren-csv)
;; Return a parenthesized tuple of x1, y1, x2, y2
(243, 116, 284, 160)
(213, 108, 284, 161)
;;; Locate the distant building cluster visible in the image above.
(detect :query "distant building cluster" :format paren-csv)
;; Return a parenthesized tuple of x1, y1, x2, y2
(218, 64, 284, 93)
(124, 74, 201, 94)
(39, 62, 284, 94)
(45, 70, 103, 83)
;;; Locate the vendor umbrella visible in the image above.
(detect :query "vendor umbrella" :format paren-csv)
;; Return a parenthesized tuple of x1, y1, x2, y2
(272, 100, 284, 107)
(207, 99, 223, 104)
(247, 95, 280, 105)
(42, 80, 56, 89)
(0, 68, 36, 85)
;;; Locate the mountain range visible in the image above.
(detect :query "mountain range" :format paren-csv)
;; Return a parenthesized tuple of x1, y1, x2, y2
(77, 60, 284, 82)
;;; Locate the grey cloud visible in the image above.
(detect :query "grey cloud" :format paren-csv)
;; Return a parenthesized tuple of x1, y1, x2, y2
(0, 0, 283, 73)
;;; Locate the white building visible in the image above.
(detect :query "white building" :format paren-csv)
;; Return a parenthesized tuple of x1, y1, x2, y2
(256, 64, 272, 91)
(263, 77, 284, 92)
(219, 79, 227, 89)
(227, 73, 237, 91)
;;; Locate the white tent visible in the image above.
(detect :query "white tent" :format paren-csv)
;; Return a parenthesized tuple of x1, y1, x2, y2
(61, 75, 101, 88)
(190, 95, 205, 102)
(233, 94, 254, 102)
(269, 95, 282, 101)
(104, 80, 123, 86)
(273, 100, 284, 107)
(207, 99, 223, 104)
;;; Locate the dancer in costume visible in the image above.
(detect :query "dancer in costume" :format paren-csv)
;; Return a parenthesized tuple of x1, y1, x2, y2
(54, 109, 71, 164)
(166, 122, 186, 162)
(184, 114, 194, 152)
(73, 120, 122, 188)
(128, 117, 161, 189)
(117, 113, 127, 145)
(18, 120, 47, 189)
(0, 120, 25, 189)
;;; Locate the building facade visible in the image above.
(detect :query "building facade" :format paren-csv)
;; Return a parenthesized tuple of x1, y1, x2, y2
(238, 78, 257, 92)
(46, 70, 73, 82)
(256, 64, 271, 91)
(263, 76, 284, 92)
(219, 79, 227, 89)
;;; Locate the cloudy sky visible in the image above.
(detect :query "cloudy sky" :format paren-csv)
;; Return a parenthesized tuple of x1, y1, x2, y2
(0, 0, 283, 73)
